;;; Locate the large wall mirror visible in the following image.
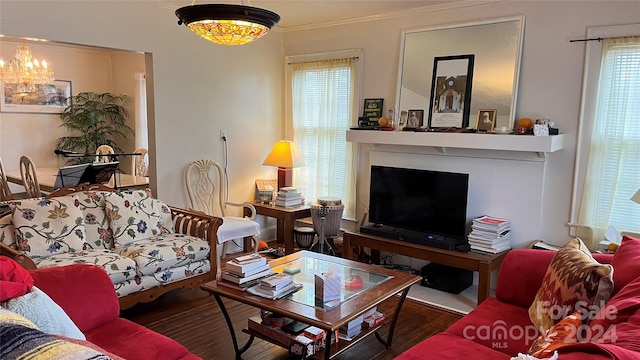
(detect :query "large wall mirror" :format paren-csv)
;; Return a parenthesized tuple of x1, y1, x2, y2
(396, 16, 525, 129)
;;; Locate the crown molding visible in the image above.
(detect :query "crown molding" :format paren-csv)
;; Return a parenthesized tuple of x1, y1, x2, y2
(277, 0, 495, 33)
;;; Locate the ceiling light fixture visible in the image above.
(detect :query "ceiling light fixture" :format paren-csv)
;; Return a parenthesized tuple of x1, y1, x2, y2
(0, 44, 55, 93)
(175, 3, 280, 46)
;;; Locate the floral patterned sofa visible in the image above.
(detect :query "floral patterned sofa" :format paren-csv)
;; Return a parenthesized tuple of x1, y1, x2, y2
(0, 184, 222, 309)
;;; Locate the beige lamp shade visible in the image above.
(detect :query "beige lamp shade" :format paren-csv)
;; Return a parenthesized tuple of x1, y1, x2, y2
(262, 140, 305, 168)
(263, 140, 304, 190)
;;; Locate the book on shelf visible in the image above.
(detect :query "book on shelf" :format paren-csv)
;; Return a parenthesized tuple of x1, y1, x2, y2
(279, 186, 299, 193)
(260, 273, 293, 288)
(275, 200, 302, 207)
(215, 277, 259, 291)
(226, 255, 267, 274)
(470, 244, 511, 254)
(247, 282, 302, 299)
(232, 253, 265, 264)
(226, 263, 270, 278)
(220, 268, 272, 284)
(472, 215, 511, 232)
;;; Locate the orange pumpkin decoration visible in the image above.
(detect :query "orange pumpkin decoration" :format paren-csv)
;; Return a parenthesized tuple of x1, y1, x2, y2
(518, 118, 533, 129)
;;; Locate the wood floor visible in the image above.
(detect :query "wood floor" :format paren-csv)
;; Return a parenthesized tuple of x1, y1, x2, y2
(121, 286, 462, 360)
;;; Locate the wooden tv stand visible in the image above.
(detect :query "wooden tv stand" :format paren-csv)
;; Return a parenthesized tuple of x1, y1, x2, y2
(342, 230, 509, 305)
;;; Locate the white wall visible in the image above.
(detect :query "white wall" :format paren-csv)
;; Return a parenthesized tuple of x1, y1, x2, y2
(283, 1, 639, 247)
(0, 1, 284, 213)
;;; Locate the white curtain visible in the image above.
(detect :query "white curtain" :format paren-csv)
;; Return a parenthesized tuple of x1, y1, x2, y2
(578, 36, 640, 246)
(134, 72, 148, 150)
(290, 58, 358, 219)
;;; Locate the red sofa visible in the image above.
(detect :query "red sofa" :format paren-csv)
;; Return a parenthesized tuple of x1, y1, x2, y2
(396, 245, 640, 360)
(29, 264, 201, 360)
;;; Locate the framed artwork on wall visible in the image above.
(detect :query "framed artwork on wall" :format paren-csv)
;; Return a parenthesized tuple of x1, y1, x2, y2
(0, 79, 72, 114)
(427, 55, 474, 129)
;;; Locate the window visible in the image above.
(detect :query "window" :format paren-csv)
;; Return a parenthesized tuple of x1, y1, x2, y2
(286, 51, 361, 219)
(575, 32, 640, 246)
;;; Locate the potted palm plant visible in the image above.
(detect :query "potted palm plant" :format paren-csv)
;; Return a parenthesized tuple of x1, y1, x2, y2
(56, 92, 133, 164)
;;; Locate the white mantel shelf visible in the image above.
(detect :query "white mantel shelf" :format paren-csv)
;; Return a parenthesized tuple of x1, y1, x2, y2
(346, 130, 565, 156)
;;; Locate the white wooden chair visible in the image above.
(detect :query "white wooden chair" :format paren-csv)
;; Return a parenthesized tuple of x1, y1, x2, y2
(131, 147, 148, 176)
(95, 145, 115, 163)
(19, 155, 42, 199)
(185, 159, 260, 275)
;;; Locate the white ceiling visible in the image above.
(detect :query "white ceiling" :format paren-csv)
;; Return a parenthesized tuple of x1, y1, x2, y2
(166, 1, 468, 30)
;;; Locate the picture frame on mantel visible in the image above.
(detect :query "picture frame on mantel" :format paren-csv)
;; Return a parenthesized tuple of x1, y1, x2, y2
(363, 98, 383, 121)
(476, 109, 497, 132)
(427, 55, 474, 129)
(0, 79, 72, 114)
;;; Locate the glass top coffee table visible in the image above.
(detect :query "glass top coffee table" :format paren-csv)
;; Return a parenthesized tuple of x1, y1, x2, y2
(200, 250, 421, 360)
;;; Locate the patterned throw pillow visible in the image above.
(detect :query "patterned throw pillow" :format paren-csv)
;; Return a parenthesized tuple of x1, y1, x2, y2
(104, 189, 170, 247)
(74, 191, 114, 249)
(10, 197, 87, 259)
(528, 311, 582, 358)
(151, 198, 175, 234)
(528, 238, 614, 333)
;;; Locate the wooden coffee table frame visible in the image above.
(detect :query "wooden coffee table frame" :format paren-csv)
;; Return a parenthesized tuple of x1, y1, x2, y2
(200, 251, 420, 360)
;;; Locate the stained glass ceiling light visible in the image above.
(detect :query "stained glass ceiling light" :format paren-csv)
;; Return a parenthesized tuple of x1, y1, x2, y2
(0, 44, 55, 93)
(175, 4, 280, 46)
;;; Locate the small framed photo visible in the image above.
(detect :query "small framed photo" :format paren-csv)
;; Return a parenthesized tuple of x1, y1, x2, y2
(476, 109, 497, 132)
(406, 109, 424, 128)
(363, 98, 383, 120)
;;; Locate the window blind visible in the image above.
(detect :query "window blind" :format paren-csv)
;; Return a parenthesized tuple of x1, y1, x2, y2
(579, 36, 640, 239)
(290, 58, 357, 219)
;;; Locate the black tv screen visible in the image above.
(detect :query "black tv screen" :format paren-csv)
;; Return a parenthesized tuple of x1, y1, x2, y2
(368, 165, 469, 241)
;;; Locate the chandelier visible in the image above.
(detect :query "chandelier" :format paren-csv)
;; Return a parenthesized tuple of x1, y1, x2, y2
(175, 3, 280, 46)
(0, 44, 55, 93)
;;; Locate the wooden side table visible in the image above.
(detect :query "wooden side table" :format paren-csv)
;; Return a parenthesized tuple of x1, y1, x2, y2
(243, 202, 311, 255)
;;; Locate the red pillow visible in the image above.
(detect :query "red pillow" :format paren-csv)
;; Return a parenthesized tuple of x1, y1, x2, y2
(0, 256, 34, 302)
(611, 235, 640, 294)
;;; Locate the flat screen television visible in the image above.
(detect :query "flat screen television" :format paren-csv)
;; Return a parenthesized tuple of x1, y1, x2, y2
(361, 165, 469, 251)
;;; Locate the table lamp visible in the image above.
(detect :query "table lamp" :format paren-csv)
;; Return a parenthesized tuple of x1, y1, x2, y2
(262, 140, 305, 190)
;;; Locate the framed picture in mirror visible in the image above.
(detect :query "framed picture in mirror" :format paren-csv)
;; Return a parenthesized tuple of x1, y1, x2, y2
(427, 55, 474, 129)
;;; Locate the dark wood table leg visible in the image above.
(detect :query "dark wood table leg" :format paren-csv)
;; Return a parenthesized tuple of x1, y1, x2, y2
(375, 287, 410, 348)
(283, 214, 295, 255)
(213, 294, 254, 359)
(477, 261, 491, 305)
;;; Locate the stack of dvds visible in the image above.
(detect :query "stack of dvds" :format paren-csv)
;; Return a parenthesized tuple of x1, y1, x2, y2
(468, 215, 512, 253)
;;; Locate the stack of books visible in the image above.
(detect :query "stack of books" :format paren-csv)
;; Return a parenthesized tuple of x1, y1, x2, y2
(217, 254, 271, 291)
(338, 314, 364, 340)
(247, 272, 301, 299)
(468, 215, 512, 253)
(275, 187, 302, 207)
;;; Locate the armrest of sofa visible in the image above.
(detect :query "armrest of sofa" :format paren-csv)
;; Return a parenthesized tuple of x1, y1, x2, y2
(495, 248, 614, 309)
(29, 264, 120, 333)
(169, 206, 223, 269)
(0, 242, 36, 270)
